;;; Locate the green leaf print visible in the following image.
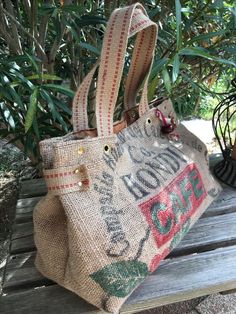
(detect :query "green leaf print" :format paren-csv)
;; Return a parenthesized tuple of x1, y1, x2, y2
(90, 260, 149, 298)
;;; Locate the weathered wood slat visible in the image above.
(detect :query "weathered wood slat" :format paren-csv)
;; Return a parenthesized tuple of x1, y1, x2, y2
(171, 211, 236, 256)
(16, 196, 42, 209)
(202, 185, 236, 218)
(15, 197, 42, 223)
(11, 236, 35, 255)
(2, 245, 236, 314)
(15, 209, 34, 223)
(3, 252, 52, 291)
(126, 245, 236, 313)
(11, 222, 34, 254)
(1, 285, 99, 314)
(5, 211, 236, 291)
(9, 205, 236, 256)
(19, 178, 47, 198)
(11, 222, 33, 240)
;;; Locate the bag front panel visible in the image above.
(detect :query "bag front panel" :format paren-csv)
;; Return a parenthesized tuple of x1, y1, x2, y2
(47, 107, 221, 312)
(33, 195, 68, 284)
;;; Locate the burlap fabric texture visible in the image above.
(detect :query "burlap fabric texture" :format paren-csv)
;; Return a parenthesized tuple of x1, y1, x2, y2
(34, 3, 221, 313)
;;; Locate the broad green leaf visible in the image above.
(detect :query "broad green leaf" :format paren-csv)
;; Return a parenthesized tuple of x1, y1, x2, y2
(0, 74, 24, 109)
(8, 86, 24, 109)
(172, 54, 180, 83)
(26, 74, 62, 81)
(42, 84, 74, 97)
(25, 88, 38, 133)
(180, 47, 236, 67)
(175, 0, 182, 50)
(90, 260, 149, 298)
(224, 46, 236, 53)
(40, 89, 69, 131)
(8, 69, 34, 90)
(40, 89, 57, 121)
(52, 8, 59, 18)
(78, 42, 100, 56)
(162, 68, 172, 94)
(51, 95, 72, 115)
(148, 6, 161, 18)
(157, 36, 168, 45)
(65, 21, 80, 41)
(38, 4, 56, 16)
(78, 15, 106, 26)
(61, 4, 84, 13)
(150, 58, 169, 80)
(0, 86, 14, 102)
(25, 52, 39, 73)
(187, 30, 226, 44)
(148, 75, 159, 101)
(181, 7, 193, 13)
(0, 103, 15, 129)
(32, 118, 40, 139)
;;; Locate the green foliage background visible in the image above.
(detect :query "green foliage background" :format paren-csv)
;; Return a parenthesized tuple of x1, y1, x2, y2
(0, 0, 235, 165)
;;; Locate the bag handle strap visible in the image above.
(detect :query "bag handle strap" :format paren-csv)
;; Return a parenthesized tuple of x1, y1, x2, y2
(72, 5, 157, 133)
(72, 61, 99, 132)
(95, 3, 157, 137)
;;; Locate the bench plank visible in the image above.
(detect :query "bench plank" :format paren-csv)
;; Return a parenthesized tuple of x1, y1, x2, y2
(2, 245, 236, 314)
(19, 179, 47, 198)
(11, 222, 34, 254)
(1, 286, 100, 314)
(15, 197, 42, 223)
(11, 236, 35, 254)
(202, 185, 236, 218)
(3, 252, 52, 291)
(9, 205, 236, 255)
(5, 211, 236, 291)
(16, 196, 42, 209)
(171, 211, 236, 256)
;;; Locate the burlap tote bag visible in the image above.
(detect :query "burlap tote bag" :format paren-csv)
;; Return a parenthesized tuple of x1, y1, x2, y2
(34, 3, 221, 313)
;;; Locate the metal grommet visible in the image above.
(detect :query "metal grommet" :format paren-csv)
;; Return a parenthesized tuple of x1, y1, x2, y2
(104, 144, 110, 153)
(147, 118, 152, 124)
(77, 181, 83, 187)
(78, 147, 85, 155)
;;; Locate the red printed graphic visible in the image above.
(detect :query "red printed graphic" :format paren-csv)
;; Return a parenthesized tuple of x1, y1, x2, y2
(139, 163, 207, 248)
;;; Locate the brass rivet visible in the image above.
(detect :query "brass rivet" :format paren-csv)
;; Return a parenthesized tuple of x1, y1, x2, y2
(78, 181, 83, 187)
(74, 168, 80, 174)
(147, 118, 152, 124)
(78, 147, 85, 155)
(104, 144, 110, 153)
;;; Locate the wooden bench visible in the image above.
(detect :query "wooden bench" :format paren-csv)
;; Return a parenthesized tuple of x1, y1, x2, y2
(1, 158, 236, 313)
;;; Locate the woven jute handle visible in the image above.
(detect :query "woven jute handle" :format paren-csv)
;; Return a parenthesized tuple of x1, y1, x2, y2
(73, 4, 157, 132)
(72, 61, 99, 132)
(73, 3, 157, 133)
(95, 3, 157, 137)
